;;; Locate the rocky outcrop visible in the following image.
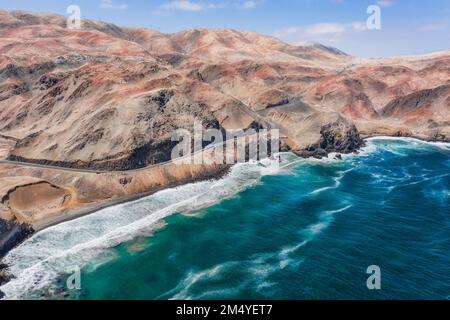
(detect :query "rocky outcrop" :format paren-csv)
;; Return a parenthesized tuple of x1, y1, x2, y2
(0, 262, 11, 298)
(0, 258, 17, 299)
(0, 219, 33, 297)
(296, 121, 365, 158)
(0, 219, 34, 257)
(0, 262, 13, 285)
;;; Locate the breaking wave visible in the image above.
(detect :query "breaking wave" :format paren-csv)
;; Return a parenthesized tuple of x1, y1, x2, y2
(0, 158, 287, 299)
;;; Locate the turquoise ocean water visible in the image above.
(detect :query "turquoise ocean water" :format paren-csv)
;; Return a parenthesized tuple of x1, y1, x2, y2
(1, 138, 449, 300)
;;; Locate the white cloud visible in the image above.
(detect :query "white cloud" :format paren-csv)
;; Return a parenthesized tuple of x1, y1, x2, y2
(156, 1, 226, 12)
(304, 23, 346, 36)
(153, 1, 260, 15)
(274, 21, 367, 42)
(242, 1, 263, 9)
(161, 1, 206, 11)
(100, 0, 128, 10)
(376, 0, 394, 7)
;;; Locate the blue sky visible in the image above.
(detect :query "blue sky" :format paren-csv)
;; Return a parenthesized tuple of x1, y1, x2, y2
(1, 0, 449, 57)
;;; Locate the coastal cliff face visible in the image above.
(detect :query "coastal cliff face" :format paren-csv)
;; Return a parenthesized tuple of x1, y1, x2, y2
(0, 10, 449, 246)
(0, 261, 12, 298)
(0, 219, 33, 257)
(0, 218, 33, 298)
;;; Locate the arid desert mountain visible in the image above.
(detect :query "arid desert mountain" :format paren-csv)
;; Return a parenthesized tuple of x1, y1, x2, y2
(0, 10, 449, 241)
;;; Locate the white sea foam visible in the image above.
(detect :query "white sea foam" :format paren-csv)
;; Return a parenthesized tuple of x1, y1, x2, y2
(163, 204, 352, 300)
(163, 255, 283, 300)
(0, 158, 287, 300)
(309, 169, 353, 195)
(389, 173, 449, 192)
(300, 141, 379, 166)
(367, 136, 450, 151)
(302, 205, 352, 240)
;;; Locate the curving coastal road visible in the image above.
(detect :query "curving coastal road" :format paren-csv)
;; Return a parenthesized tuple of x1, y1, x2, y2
(0, 133, 272, 174)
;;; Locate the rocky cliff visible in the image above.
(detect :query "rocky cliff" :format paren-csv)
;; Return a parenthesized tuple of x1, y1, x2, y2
(0, 219, 33, 257)
(296, 121, 365, 158)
